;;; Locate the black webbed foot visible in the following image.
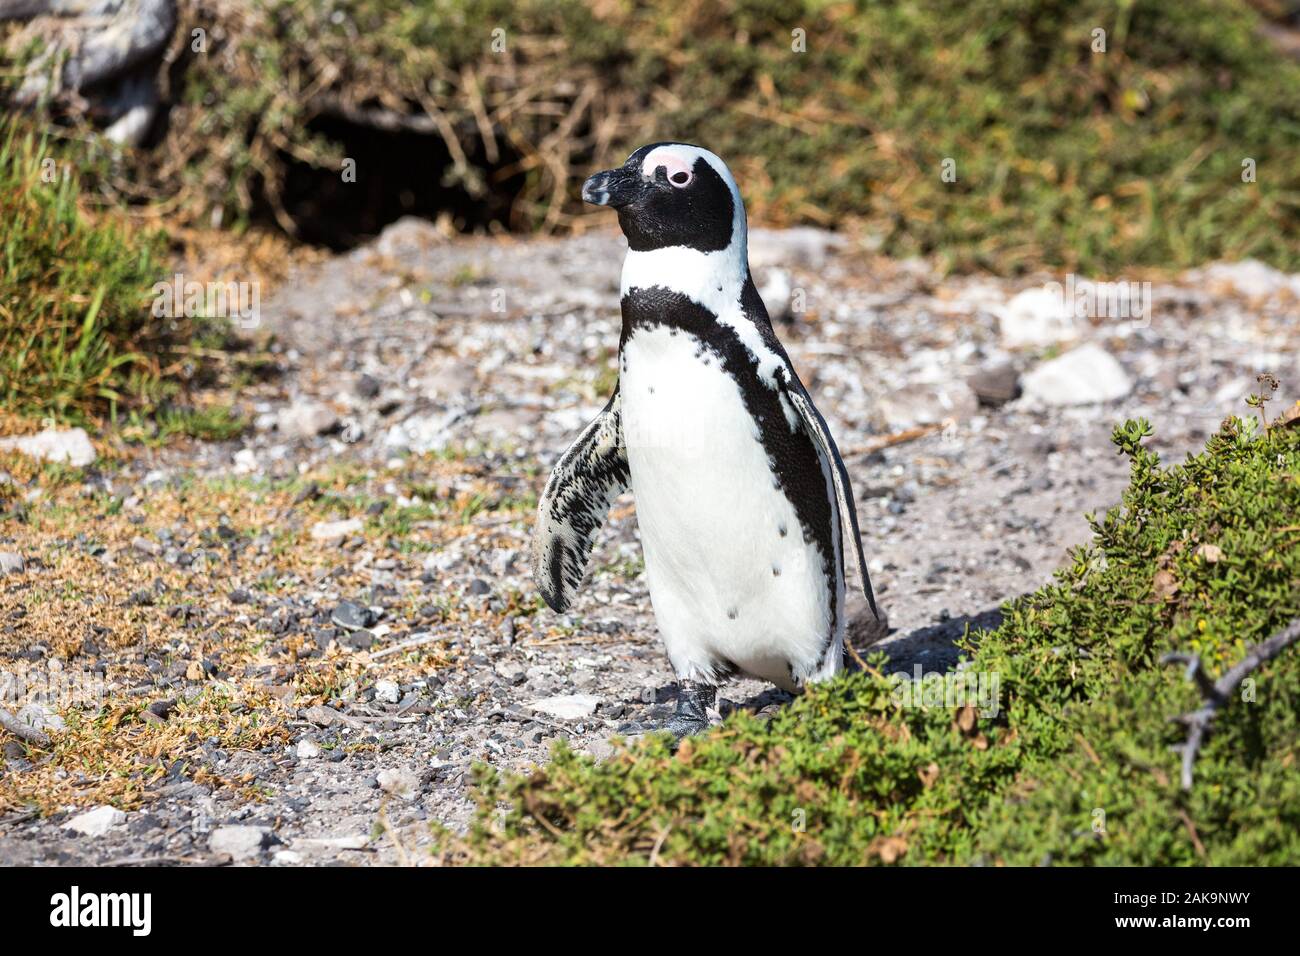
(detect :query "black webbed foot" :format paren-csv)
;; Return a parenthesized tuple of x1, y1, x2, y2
(658, 681, 717, 740)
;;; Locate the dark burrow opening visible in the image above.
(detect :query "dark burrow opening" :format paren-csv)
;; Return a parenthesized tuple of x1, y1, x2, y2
(264, 112, 529, 251)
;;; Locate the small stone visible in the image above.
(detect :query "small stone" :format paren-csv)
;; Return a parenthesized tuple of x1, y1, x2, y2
(278, 400, 340, 438)
(966, 362, 1022, 407)
(131, 535, 161, 557)
(296, 739, 321, 759)
(466, 578, 491, 596)
(498, 616, 517, 645)
(331, 600, 376, 631)
(272, 849, 304, 866)
(875, 381, 978, 430)
(1020, 344, 1132, 407)
(310, 518, 364, 542)
(997, 286, 1081, 349)
(66, 804, 126, 837)
(15, 702, 64, 734)
(147, 699, 176, 720)
(376, 768, 419, 801)
(1193, 259, 1300, 299)
(527, 694, 600, 720)
(209, 825, 272, 861)
(354, 374, 382, 399)
(229, 588, 252, 605)
(495, 661, 526, 685)
(373, 679, 401, 704)
(0, 427, 97, 467)
(757, 267, 795, 322)
(0, 552, 24, 576)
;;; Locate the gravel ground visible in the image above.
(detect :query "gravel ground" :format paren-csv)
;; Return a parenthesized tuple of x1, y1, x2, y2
(1, 219, 1296, 865)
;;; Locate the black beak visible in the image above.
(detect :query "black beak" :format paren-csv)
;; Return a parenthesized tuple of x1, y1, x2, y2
(582, 167, 645, 208)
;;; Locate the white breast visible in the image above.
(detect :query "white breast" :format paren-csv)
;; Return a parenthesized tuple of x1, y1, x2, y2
(620, 325, 836, 690)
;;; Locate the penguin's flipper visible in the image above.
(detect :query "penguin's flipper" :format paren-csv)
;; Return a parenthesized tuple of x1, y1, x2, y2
(778, 371, 880, 620)
(532, 387, 631, 613)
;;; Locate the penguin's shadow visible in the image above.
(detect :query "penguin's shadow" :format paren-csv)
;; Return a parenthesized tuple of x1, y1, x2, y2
(858, 606, 1005, 677)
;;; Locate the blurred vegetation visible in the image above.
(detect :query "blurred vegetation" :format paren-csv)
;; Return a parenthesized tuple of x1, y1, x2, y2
(6, 0, 1298, 273)
(0, 120, 244, 430)
(0, 123, 169, 423)
(439, 409, 1300, 865)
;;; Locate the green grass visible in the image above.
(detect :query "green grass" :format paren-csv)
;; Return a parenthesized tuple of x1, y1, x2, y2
(440, 407, 1300, 865)
(0, 122, 172, 423)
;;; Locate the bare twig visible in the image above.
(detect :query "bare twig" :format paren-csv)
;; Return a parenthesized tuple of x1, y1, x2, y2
(368, 632, 442, 661)
(1162, 617, 1300, 790)
(0, 706, 51, 748)
(843, 422, 945, 457)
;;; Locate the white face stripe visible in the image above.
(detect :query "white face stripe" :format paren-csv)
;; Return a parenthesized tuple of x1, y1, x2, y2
(640, 146, 695, 184)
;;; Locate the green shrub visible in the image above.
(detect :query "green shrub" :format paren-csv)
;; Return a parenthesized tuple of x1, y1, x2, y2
(440, 409, 1300, 865)
(12, 0, 1298, 273)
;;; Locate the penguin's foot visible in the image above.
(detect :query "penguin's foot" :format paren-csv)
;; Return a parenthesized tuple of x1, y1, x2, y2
(660, 682, 717, 739)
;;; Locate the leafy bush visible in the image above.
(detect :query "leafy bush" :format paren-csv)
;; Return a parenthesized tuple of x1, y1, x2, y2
(439, 409, 1300, 865)
(10, 0, 1298, 273)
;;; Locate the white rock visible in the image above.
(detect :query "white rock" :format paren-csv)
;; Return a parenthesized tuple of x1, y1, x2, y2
(376, 768, 419, 801)
(0, 551, 24, 575)
(875, 381, 978, 430)
(310, 517, 364, 542)
(0, 427, 96, 468)
(384, 411, 465, 455)
(526, 694, 600, 720)
(372, 216, 447, 257)
(495, 661, 526, 684)
(373, 679, 401, 704)
(16, 702, 64, 734)
(278, 400, 340, 438)
(292, 834, 371, 852)
(757, 267, 795, 322)
(1020, 344, 1133, 407)
(271, 849, 304, 866)
(232, 447, 259, 474)
(997, 287, 1081, 348)
(748, 227, 848, 270)
(209, 825, 271, 861)
(296, 739, 321, 759)
(1193, 260, 1300, 299)
(67, 805, 125, 837)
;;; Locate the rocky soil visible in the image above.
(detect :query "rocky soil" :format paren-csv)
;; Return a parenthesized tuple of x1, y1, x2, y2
(1, 219, 1296, 865)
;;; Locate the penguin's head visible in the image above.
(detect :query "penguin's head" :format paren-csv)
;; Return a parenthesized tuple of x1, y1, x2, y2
(582, 142, 743, 253)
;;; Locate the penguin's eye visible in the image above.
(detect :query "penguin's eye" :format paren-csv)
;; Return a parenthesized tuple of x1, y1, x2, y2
(669, 170, 692, 187)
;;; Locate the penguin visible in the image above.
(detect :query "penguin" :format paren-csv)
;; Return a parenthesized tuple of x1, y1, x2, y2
(532, 142, 878, 736)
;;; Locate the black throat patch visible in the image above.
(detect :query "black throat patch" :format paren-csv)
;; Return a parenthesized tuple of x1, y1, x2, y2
(617, 156, 734, 253)
(619, 282, 842, 645)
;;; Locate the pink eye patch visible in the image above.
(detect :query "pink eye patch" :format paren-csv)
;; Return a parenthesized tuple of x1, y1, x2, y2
(641, 148, 694, 187)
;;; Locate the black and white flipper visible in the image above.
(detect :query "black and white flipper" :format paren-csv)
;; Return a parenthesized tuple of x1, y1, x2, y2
(777, 369, 880, 620)
(532, 387, 630, 612)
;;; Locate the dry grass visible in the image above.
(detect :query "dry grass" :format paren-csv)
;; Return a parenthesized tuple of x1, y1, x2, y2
(0, 449, 540, 816)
